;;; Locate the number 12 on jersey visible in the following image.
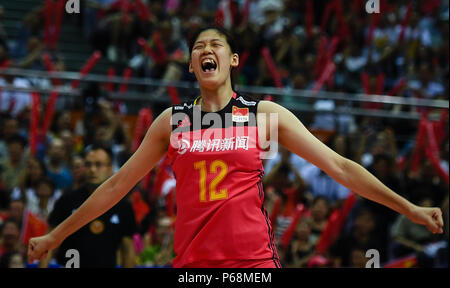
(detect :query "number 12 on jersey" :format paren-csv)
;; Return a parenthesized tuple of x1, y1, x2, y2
(194, 160, 228, 202)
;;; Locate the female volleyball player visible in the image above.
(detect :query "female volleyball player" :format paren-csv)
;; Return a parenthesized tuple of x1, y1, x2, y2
(28, 26, 443, 268)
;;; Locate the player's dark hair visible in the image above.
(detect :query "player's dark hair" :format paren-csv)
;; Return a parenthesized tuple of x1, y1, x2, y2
(188, 25, 237, 56)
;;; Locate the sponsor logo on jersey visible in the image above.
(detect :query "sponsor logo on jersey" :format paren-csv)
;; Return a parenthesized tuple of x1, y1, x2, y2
(190, 136, 249, 152)
(232, 106, 249, 122)
(178, 139, 190, 154)
(236, 96, 256, 106)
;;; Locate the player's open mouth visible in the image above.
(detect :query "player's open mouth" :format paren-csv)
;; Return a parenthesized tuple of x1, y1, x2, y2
(201, 58, 217, 72)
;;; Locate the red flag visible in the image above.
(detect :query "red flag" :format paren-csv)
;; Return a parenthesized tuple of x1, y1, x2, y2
(384, 255, 418, 268)
(131, 190, 150, 226)
(21, 210, 48, 245)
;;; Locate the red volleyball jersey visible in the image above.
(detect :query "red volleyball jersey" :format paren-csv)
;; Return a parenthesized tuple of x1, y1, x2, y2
(167, 92, 280, 268)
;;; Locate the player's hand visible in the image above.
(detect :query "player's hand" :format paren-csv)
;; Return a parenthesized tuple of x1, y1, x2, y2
(407, 205, 444, 234)
(27, 234, 59, 264)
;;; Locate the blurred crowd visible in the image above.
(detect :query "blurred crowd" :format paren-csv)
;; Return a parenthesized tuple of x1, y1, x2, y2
(0, 0, 448, 268)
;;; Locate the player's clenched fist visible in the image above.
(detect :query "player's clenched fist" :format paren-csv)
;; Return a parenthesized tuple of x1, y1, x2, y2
(27, 234, 59, 264)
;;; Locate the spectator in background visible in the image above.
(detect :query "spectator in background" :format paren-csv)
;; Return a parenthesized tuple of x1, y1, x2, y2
(405, 158, 448, 207)
(92, 99, 131, 170)
(70, 154, 86, 191)
(283, 218, 315, 268)
(408, 63, 445, 100)
(44, 144, 137, 268)
(44, 138, 72, 191)
(27, 177, 61, 220)
(306, 196, 330, 245)
(0, 134, 28, 193)
(50, 111, 73, 139)
(263, 152, 307, 240)
(0, 251, 26, 268)
(0, 219, 24, 261)
(0, 5, 7, 45)
(0, 116, 22, 162)
(349, 247, 368, 268)
(11, 157, 47, 205)
(330, 208, 385, 267)
(0, 67, 32, 118)
(17, 36, 44, 70)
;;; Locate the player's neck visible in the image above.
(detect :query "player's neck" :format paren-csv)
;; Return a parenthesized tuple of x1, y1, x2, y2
(198, 82, 234, 112)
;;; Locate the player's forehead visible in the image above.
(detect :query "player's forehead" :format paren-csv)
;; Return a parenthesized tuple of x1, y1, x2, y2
(194, 29, 228, 45)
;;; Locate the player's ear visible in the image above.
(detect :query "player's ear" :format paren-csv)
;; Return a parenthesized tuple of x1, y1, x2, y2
(189, 60, 194, 73)
(230, 53, 239, 68)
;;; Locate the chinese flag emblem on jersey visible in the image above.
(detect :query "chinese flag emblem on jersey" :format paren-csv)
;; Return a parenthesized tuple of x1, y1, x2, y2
(232, 106, 249, 122)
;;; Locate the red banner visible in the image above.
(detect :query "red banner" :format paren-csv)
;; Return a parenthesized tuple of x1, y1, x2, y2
(312, 61, 336, 92)
(119, 67, 132, 93)
(168, 86, 181, 105)
(280, 204, 305, 248)
(42, 53, 62, 86)
(398, 2, 413, 43)
(41, 90, 59, 137)
(29, 92, 40, 156)
(106, 67, 115, 92)
(425, 121, 449, 185)
(410, 114, 428, 173)
(261, 47, 283, 88)
(316, 192, 357, 254)
(71, 51, 102, 89)
(305, 0, 314, 38)
(133, 108, 153, 152)
(270, 197, 282, 232)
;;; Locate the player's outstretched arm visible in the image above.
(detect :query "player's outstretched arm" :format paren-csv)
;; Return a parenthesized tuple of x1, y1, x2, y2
(28, 107, 172, 264)
(258, 101, 443, 234)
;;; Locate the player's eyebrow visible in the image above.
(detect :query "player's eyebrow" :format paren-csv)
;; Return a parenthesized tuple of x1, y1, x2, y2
(194, 38, 224, 45)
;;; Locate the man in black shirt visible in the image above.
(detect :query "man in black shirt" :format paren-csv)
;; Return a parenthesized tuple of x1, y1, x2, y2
(45, 144, 136, 268)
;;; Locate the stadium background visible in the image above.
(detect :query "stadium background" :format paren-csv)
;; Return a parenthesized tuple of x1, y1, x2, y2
(0, 0, 448, 268)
